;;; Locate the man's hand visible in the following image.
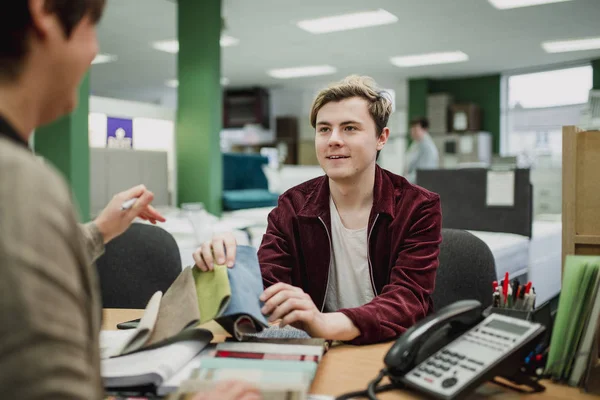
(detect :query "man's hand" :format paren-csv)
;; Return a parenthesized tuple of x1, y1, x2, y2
(259, 283, 360, 341)
(193, 232, 237, 271)
(191, 380, 261, 400)
(94, 184, 166, 244)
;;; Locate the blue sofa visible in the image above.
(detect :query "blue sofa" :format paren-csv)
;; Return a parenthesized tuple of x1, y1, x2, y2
(222, 153, 280, 211)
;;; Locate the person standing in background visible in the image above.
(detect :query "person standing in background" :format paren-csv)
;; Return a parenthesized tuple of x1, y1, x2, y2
(404, 117, 439, 183)
(0, 1, 259, 399)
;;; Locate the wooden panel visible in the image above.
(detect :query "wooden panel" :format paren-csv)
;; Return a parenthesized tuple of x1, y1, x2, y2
(575, 131, 600, 235)
(574, 243, 600, 256)
(574, 235, 600, 245)
(562, 126, 579, 267)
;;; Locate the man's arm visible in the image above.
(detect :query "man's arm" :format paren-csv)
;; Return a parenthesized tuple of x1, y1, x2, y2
(0, 166, 101, 399)
(79, 222, 105, 263)
(257, 198, 297, 287)
(338, 195, 442, 345)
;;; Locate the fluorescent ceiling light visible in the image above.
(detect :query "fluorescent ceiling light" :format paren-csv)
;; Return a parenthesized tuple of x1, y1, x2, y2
(220, 35, 239, 47)
(488, 0, 573, 9)
(92, 53, 117, 64)
(166, 77, 230, 88)
(268, 65, 337, 79)
(153, 40, 179, 54)
(153, 35, 239, 53)
(390, 51, 469, 68)
(297, 9, 398, 34)
(542, 37, 600, 53)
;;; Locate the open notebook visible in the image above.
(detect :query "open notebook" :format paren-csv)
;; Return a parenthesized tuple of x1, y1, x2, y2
(102, 329, 213, 389)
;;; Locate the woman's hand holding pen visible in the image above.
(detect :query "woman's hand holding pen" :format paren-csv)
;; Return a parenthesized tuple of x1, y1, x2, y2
(94, 184, 166, 244)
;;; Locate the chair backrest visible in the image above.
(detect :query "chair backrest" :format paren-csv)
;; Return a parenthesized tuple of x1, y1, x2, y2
(95, 223, 182, 309)
(222, 153, 270, 191)
(432, 228, 497, 310)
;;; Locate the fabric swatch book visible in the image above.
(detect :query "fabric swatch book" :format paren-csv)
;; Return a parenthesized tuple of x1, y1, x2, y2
(174, 358, 318, 400)
(101, 245, 269, 359)
(168, 338, 327, 400)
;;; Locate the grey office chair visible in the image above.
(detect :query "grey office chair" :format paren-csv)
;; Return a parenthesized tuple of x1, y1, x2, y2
(432, 228, 497, 310)
(95, 223, 182, 309)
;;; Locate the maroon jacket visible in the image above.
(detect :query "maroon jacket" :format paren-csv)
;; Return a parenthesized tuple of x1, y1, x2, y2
(257, 166, 442, 345)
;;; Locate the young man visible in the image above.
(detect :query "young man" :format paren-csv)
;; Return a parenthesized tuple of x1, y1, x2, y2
(195, 76, 442, 345)
(405, 117, 439, 183)
(0, 1, 259, 399)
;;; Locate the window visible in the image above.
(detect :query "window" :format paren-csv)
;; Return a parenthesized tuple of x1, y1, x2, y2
(501, 65, 592, 161)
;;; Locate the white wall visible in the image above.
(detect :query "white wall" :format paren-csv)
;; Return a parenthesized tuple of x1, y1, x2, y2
(89, 95, 177, 204)
(90, 95, 176, 121)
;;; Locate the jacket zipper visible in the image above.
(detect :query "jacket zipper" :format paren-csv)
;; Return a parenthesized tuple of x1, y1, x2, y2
(367, 214, 380, 296)
(318, 216, 333, 312)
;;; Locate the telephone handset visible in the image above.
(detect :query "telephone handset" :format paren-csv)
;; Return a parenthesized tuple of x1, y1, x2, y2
(336, 300, 546, 400)
(384, 300, 484, 379)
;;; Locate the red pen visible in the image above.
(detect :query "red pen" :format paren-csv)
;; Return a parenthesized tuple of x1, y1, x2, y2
(525, 281, 532, 294)
(503, 272, 509, 305)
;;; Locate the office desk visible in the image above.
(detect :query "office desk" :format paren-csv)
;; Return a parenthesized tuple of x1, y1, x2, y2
(102, 309, 598, 400)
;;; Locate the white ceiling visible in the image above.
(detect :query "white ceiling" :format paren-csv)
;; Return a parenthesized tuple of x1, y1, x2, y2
(91, 0, 600, 105)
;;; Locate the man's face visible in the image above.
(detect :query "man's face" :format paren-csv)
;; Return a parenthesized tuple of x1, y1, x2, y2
(37, 11, 98, 124)
(315, 97, 388, 183)
(410, 124, 423, 141)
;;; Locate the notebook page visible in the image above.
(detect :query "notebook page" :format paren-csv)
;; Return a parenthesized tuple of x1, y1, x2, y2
(101, 335, 210, 387)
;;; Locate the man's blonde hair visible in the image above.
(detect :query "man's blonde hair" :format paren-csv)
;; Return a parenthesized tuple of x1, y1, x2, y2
(310, 75, 393, 136)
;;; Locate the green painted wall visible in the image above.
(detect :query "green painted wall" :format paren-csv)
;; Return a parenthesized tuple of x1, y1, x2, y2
(34, 74, 90, 220)
(176, 0, 223, 216)
(592, 59, 600, 90)
(429, 74, 502, 154)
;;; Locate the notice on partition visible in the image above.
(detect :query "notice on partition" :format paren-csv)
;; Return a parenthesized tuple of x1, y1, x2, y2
(486, 170, 515, 207)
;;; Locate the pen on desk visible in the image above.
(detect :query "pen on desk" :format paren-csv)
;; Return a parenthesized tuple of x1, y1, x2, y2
(493, 291, 500, 308)
(121, 197, 138, 210)
(503, 272, 509, 306)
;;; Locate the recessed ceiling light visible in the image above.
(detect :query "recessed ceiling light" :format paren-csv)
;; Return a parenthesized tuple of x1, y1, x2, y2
(390, 51, 469, 68)
(92, 53, 117, 64)
(165, 77, 230, 88)
(297, 9, 398, 34)
(542, 37, 600, 53)
(488, 0, 573, 9)
(153, 35, 239, 54)
(267, 65, 337, 79)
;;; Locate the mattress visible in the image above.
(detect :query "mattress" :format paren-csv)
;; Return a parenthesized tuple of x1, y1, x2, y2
(468, 230, 530, 280)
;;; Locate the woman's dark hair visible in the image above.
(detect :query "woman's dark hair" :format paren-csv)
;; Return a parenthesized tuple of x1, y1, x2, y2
(0, 0, 106, 80)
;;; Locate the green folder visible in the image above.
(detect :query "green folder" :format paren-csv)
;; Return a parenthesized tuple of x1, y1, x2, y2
(192, 264, 232, 324)
(545, 255, 600, 380)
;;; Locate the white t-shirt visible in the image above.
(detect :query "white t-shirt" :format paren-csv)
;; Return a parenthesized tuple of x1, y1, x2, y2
(324, 196, 376, 312)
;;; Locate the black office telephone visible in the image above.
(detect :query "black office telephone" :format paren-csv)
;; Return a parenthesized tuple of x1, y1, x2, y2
(336, 300, 546, 400)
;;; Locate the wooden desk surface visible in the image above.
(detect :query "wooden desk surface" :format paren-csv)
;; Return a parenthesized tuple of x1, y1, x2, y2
(102, 309, 598, 400)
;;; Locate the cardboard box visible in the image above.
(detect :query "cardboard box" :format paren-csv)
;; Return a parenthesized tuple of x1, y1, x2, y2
(450, 103, 482, 132)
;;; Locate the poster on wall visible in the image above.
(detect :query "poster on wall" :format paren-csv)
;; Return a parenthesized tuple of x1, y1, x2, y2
(107, 117, 133, 149)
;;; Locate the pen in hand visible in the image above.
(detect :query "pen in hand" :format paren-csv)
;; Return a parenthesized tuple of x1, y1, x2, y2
(121, 197, 138, 210)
